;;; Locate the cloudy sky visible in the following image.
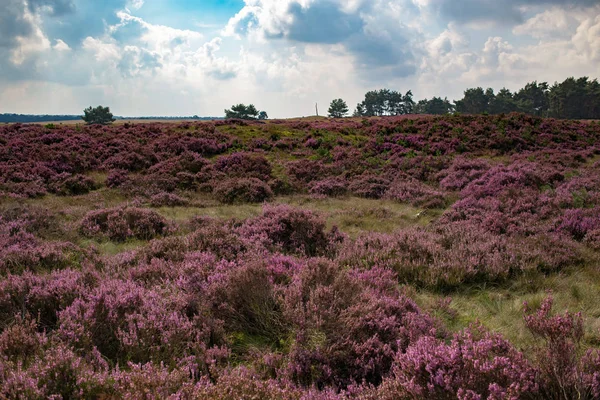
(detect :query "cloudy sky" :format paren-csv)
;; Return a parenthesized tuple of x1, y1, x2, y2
(1, 0, 599, 117)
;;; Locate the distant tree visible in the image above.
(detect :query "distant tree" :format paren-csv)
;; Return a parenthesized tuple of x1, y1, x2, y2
(548, 77, 600, 119)
(489, 88, 519, 114)
(258, 111, 269, 120)
(82, 106, 115, 125)
(355, 89, 415, 117)
(328, 99, 349, 118)
(415, 97, 454, 115)
(353, 103, 365, 117)
(455, 88, 492, 114)
(514, 81, 550, 116)
(403, 90, 415, 114)
(224, 104, 262, 120)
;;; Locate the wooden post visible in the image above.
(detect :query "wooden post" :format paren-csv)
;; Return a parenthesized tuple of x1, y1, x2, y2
(316, 103, 319, 117)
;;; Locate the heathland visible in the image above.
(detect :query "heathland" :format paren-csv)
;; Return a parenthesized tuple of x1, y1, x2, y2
(1, 114, 600, 398)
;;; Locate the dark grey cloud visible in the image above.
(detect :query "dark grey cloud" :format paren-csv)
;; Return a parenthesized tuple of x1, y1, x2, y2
(433, 0, 600, 24)
(228, 0, 418, 81)
(346, 31, 416, 79)
(287, 2, 364, 44)
(40, 0, 130, 48)
(1, 0, 34, 49)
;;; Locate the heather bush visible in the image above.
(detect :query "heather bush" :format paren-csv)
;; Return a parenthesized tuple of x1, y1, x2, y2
(437, 156, 493, 190)
(58, 279, 223, 366)
(286, 159, 336, 186)
(49, 173, 98, 196)
(0, 269, 98, 330)
(280, 259, 436, 388)
(309, 177, 348, 197)
(239, 205, 345, 257)
(205, 260, 286, 345)
(555, 207, 600, 241)
(214, 152, 272, 180)
(0, 317, 47, 362)
(149, 192, 189, 207)
(214, 178, 274, 204)
(106, 169, 129, 188)
(381, 325, 538, 399)
(348, 174, 391, 199)
(0, 221, 87, 275)
(79, 207, 171, 241)
(186, 217, 247, 260)
(188, 367, 304, 400)
(524, 296, 598, 399)
(385, 176, 448, 208)
(338, 222, 524, 288)
(0, 205, 59, 238)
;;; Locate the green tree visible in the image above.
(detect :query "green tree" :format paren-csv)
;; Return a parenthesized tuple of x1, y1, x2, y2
(455, 88, 492, 114)
(81, 106, 115, 125)
(548, 77, 600, 119)
(415, 97, 454, 115)
(258, 111, 269, 120)
(514, 81, 549, 116)
(353, 103, 366, 117)
(328, 99, 349, 118)
(489, 88, 519, 114)
(224, 104, 262, 120)
(356, 89, 415, 117)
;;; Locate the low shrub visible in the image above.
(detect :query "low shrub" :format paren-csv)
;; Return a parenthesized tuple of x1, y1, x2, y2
(149, 192, 189, 207)
(348, 174, 391, 199)
(79, 207, 171, 241)
(238, 205, 344, 257)
(214, 152, 272, 180)
(338, 222, 524, 288)
(382, 325, 538, 399)
(385, 177, 448, 208)
(213, 178, 273, 204)
(106, 169, 129, 188)
(50, 174, 97, 196)
(309, 177, 348, 197)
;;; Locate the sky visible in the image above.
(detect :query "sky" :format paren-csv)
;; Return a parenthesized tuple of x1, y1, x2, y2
(0, 0, 599, 118)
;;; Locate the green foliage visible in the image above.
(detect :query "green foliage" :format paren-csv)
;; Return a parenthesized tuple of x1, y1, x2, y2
(548, 77, 600, 119)
(454, 87, 492, 114)
(415, 97, 454, 115)
(225, 104, 266, 120)
(327, 98, 349, 118)
(81, 106, 115, 125)
(354, 89, 415, 116)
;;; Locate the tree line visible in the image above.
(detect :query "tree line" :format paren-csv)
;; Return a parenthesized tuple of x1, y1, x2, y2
(338, 76, 600, 120)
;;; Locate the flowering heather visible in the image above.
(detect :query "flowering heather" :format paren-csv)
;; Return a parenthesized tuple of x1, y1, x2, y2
(1, 115, 600, 397)
(105, 169, 129, 188)
(338, 222, 524, 288)
(79, 207, 171, 241)
(214, 152, 273, 180)
(238, 204, 345, 257)
(213, 177, 274, 204)
(149, 192, 190, 207)
(385, 176, 448, 208)
(383, 325, 539, 399)
(309, 177, 348, 197)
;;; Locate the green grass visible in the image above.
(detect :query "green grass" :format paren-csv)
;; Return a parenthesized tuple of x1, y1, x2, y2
(413, 265, 600, 350)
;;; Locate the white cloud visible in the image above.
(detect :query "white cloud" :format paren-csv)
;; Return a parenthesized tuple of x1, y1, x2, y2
(53, 39, 70, 51)
(1, 0, 600, 117)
